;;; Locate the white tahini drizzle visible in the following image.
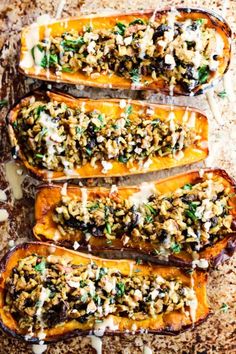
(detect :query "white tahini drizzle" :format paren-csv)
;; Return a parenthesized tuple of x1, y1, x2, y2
(5, 161, 25, 200)
(129, 182, 156, 207)
(88, 335, 102, 354)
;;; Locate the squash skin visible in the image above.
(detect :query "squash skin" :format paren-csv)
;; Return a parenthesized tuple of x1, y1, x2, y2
(7, 90, 209, 181)
(0, 242, 210, 343)
(34, 168, 236, 268)
(18, 8, 231, 96)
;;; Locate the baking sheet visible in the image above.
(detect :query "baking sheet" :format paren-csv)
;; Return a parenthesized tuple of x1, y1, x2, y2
(0, 0, 235, 353)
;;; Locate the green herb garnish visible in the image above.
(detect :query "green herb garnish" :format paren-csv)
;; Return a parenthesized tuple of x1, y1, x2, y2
(129, 19, 145, 26)
(217, 90, 227, 98)
(198, 65, 209, 84)
(61, 66, 74, 72)
(136, 258, 142, 265)
(196, 19, 204, 25)
(35, 105, 46, 116)
(61, 37, 85, 51)
(220, 303, 229, 313)
(118, 155, 128, 163)
(145, 203, 156, 215)
(130, 68, 140, 84)
(0, 100, 8, 109)
(115, 22, 126, 35)
(35, 153, 44, 159)
(34, 260, 46, 274)
(182, 183, 193, 190)
(145, 215, 153, 223)
(105, 222, 112, 234)
(116, 282, 125, 297)
(171, 243, 182, 253)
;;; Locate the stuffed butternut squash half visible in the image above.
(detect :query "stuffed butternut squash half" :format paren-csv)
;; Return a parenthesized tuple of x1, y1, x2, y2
(7, 90, 208, 180)
(19, 8, 231, 95)
(34, 169, 236, 267)
(0, 242, 210, 342)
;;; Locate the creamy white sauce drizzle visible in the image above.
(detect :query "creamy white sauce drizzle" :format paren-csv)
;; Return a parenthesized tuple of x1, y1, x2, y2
(81, 188, 89, 223)
(5, 161, 25, 200)
(88, 335, 102, 354)
(192, 258, 209, 269)
(32, 343, 47, 354)
(55, 0, 66, 19)
(0, 209, 9, 222)
(93, 316, 118, 337)
(61, 183, 67, 196)
(143, 345, 152, 354)
(0, 189, 7, 201)
(206, 91, 222, 124)
(129, 182, 156, 207)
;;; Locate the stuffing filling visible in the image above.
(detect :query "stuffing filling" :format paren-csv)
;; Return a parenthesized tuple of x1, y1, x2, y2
(5, 255, 196, 331)
(14, 100, 196, 172)
(53, 177, 233, 255)
(31, 15, 224, 91)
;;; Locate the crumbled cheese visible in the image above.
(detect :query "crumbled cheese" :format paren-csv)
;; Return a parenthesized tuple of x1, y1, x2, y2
(134, 147, 142, 154)
(110, 184, 118, 195)
(116, 34, 124, 45)
(101, 161, 113, 174)
(0, 190, 7, 201)
(73, 241, 80, 250)
(119, 99, 126, 108)
(146, 107, 154, 116)
(87, 40, 97, 54)
(124, 36, 133, 46)
(0, 209, 9, 222)
(165, 54, 175, 67)
(97, 136, 105, 143)
(192, 259, 209, 269)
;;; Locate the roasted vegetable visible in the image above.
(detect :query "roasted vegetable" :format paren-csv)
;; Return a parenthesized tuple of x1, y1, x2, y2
(34, 169, 236, 267)
(0, 242, 210, 343)
(19, 9, 231, 95)
(7, 90, 208, 180)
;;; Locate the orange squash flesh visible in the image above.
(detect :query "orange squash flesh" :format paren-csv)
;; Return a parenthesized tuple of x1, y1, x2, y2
(7, 90, 208, 181)
(0, 242, 210, 343)
(34, 168, 236, 267)
(19, 8, 231, 95)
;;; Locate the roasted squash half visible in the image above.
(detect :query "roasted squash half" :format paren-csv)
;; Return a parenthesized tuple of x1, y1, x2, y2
(7, 90, 208, 181)
(19, 8, 231, 95)
(0, 242, 210, 343)
(34, 169, 236, 267)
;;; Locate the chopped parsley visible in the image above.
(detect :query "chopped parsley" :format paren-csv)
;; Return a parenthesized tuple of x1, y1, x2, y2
(198, 65, 210, 84)
(220, 303, 229, 313)
(182, 183, 193, 190)
(130, 68, 140, 84)
(217, 90, 227, 98)
(171, 243, 182, 254)
(115, 22, 126, 35)
(34, 260, 46, 274)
